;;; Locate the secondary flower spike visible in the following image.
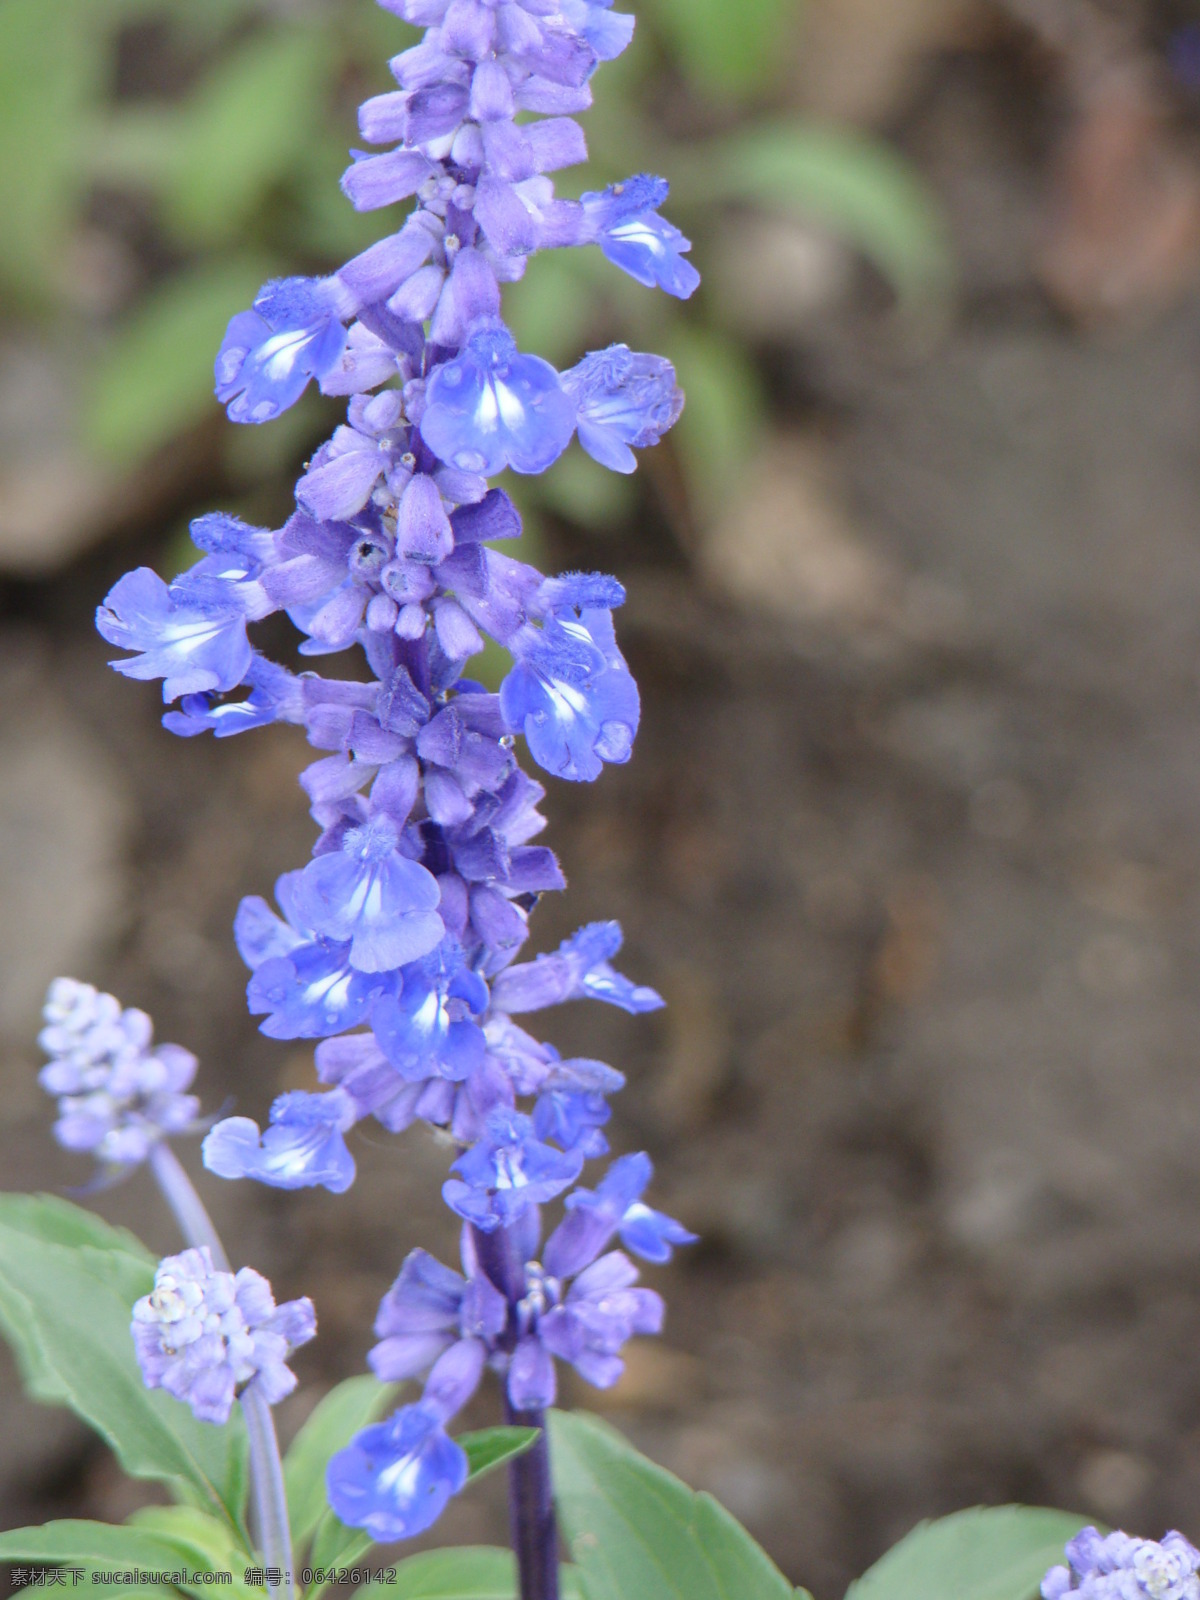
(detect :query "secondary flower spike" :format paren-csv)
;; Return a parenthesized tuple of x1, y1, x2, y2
(132, 1247, 315, 1425)
(39, 978, 202, 1169)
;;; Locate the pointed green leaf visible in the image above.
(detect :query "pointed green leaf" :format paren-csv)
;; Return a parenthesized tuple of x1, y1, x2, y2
(0, 1519, 199, 1567)
(126, 1506, 258, 1599)
(461, 1426, 540, 1484)
(83, 255, 276, 466)
(548, 1409, 795, 1600)
(0, 1220, 248, 1533)
(845, 1507, 1091, 1600)
(692, 122, 953, 307)
(647, 0, 793, 97)
(0, 1193, 153, 1260)
(284, 1376, 398, 1551)
(0, 0, 102, 303)
(162, 27, 331, 248)
(354, 1548, 587, 1600)
(309, 1511, 375, 1588)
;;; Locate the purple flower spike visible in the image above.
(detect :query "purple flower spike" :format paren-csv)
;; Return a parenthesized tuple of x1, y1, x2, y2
(39, 978, 201, 1170)
(580, 174, 700, 299)
(215, 276, 348, 424)
(562, 344, 683, 474)
(291, 816, 444, 973)
(202, 1089, 358, 1194)
(420, 324, 577, 476)
(443, 1107, 584, 1231)
(132, 1247, 315, 1424)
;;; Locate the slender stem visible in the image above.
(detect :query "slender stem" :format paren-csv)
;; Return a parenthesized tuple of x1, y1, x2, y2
(241, 1383, 296, 1600)
(147, 1140, 295, 1600)
(148, 1142, 230, 1268)
(471, 1222, 560, 1600)
(503, 1397, 559, 1600)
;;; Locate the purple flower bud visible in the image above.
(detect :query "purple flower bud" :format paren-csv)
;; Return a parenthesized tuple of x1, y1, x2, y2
(562, 344, 683, 474)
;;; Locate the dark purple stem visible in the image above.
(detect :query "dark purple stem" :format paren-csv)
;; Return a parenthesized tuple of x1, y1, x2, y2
(471, 1221, 561, 1600)
(504, 1397, 559, 1600)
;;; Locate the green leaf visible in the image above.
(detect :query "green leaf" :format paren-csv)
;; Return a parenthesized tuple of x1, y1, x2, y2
(548, 1408, 795, 1600)
(535, 445, 635, 531)
(658, 325, 764, 520)
(461, 1425, 540, 1484)
(0, 0, 102, 303)
(162, 26, 331, 248)
(83, 255, 276, 466)
(284, 1376, 398, 1552)
(0, 1194, 151, 1405)
(845, 1507, 1091, 1600)
(126, 1506, 258, 1599)
(0, 1193, 153, 1260)
(309, 1518, 376, 1590)
(0, 1219, 248, 1533)
(0, 1519, 200, 1568)
(695, 122, 952, 306)
(355, 1548, 587, 1600)
(645, 0, 793, 97)
(358, 1548, 518, 1600)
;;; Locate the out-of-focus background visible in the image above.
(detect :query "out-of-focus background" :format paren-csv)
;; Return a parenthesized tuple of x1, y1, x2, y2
(7, 0, 1200, 1591)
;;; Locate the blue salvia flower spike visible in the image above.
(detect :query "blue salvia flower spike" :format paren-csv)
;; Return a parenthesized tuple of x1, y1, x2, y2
(96, 0, 699, 1584)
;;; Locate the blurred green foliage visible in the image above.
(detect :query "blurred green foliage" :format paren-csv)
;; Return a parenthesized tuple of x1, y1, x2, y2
(0, 0, 952, 534)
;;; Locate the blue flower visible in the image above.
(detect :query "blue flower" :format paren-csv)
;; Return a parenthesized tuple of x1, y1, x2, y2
(490, 919, 663, 1016)
(580, 174, 700, 298)
(290, 816, 444, 974)
(1042, 1527, 1200, 1599)
(132, 1247, 315, 1424)
(235, 881, 395, 1040)
(38, 978, 201, 1169)
(215, 276, 348, 424)
(327, 1404, 467, 1542)
(544, 1151, 696, 1278)
(371, 944, 489, 1082)
(559, 0, 636, 61)
(538, 1249, 662, 1390)
(202, 1089, 357, 1193)
(420, 324, 577, 476)
(327, 1340, 485, 1541)
(97, 568, 257, 703)
(532, 1086, 611, 1157)
(500, 606, 639, 782)
(442, 1108, 583, 1231)
(369, 1240, 507, 1383)
(562, 345, 683, 474)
